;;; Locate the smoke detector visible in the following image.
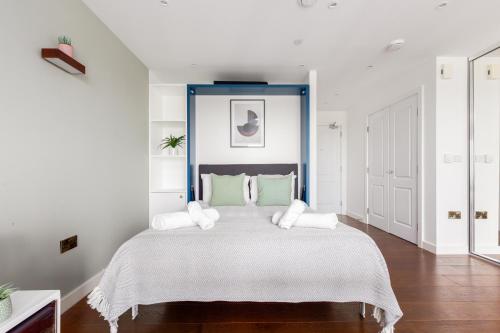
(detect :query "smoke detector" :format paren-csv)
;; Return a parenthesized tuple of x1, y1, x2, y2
(298, 0, 318, 8)
(386, 39, 405, 52)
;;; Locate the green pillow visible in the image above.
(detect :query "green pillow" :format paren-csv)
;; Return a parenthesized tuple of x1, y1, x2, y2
(256, 174, 292, 206)
(210, 174, 246, 206)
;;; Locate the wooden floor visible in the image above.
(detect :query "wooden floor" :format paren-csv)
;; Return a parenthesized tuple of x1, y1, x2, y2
(62, 216, 500, 333)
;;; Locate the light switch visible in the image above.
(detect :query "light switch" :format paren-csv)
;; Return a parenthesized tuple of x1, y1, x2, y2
(444, 153, 462, 164)
(444, 153, 462, 163)
(475, 154, 495, 164)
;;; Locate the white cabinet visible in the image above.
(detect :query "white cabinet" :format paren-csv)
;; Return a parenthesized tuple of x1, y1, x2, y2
(149, 192, 186, 223)
(149, 84, 187, 225)
(0, 290, 60, 333)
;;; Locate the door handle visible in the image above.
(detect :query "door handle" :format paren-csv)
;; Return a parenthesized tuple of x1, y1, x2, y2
(386, 170, 394, 175)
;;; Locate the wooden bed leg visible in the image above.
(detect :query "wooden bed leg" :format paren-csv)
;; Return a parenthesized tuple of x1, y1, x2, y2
(359, 302, 366, 319)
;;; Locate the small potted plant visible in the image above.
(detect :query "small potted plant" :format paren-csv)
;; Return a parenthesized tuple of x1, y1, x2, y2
(159, 135, 185, 155)
(58, 35, 73, 57)
(0, 283, 16, 323)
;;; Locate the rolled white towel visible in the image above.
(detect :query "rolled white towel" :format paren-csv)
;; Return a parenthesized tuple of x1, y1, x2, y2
(278, 199, 308, 229)
(187, 201, 215, 230)
(271, 211, 283, 224)
(272, 210, 338, 230)
(203, 208, 220, 222)
(296, 213, 338, 230)
(151, 212, 196, 231)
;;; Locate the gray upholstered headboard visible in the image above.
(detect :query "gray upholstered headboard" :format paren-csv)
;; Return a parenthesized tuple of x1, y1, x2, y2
(198, 164, 299, 201)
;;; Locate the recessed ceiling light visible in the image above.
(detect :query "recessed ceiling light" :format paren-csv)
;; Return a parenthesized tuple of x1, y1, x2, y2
(328, 2, 339, 9)
(293, 39, 303, 46)
(436, 1, 450, 9)
(386, 39, 405, 52)
(160, 0, 168, 6)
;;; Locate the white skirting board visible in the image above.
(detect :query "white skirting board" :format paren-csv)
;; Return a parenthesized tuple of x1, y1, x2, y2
(347, 211, 366, 223)
(61, 270, 103, 313)
(435, 244, 469, 255)
(422, 240, 436, 254)
(474, 246, 500, 254)
(422, 240, 469, 255)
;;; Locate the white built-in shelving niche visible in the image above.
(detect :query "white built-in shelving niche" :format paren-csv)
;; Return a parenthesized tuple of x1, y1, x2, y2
(149, 84, 187, 221)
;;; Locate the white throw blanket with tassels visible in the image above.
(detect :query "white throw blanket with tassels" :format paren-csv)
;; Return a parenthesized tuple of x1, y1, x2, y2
(88, 206, 402, 333)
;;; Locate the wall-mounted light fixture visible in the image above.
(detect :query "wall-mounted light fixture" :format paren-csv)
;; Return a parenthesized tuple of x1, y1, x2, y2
(440, 64, 453, 79)
(487, 64, 500, 80)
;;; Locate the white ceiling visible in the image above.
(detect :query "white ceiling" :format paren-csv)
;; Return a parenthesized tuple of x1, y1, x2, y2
(82, 0, 500, 109)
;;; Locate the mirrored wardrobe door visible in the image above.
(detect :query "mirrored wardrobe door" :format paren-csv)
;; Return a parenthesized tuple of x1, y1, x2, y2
(470, 46, 500, 263)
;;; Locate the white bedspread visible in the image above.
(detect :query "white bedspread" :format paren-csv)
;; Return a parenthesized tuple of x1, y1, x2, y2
(88, 206, 402, 333)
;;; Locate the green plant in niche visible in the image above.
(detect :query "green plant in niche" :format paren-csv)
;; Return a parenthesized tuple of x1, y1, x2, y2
(160, 135, 185, 150)
(58, 35, 72, 45)
(0, 283, 16, 301)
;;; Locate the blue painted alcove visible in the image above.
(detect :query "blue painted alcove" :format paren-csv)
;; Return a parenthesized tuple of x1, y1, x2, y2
(186, 84, 310, 204)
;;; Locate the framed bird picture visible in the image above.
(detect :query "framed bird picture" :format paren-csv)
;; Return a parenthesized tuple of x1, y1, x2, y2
(230, 99, 265, 148)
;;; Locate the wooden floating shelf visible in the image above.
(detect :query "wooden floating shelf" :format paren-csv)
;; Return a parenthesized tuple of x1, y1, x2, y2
(41, 48, 86, 74)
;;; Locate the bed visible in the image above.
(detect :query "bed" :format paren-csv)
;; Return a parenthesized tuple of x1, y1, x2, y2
(89, 164, 402, 333)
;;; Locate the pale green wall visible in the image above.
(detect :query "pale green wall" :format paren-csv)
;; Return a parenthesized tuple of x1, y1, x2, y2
(0, 0, 149, 295)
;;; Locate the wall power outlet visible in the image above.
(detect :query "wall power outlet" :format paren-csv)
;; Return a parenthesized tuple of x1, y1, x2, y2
(448, 211, 461, 219)
(60, 235, 77, 254)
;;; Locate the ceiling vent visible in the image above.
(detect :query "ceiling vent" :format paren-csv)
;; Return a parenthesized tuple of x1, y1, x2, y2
(298, 0, 318, 8)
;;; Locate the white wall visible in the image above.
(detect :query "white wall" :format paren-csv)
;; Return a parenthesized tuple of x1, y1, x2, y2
(196, 95, 301, 163)
(346, 57, 475, 254)
(0, 0, 148, 295)
(435, 57, 469, 254)
(317, 111, 347, 214)
(346, 58, 436, 247)
(195, 95, 301, 196)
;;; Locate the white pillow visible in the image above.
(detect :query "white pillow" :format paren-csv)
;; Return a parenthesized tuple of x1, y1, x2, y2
(201, 173, 251, 204)
(250, 172, 296, 203)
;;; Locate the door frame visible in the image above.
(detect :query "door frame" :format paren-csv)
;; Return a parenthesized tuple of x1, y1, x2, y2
(365, 88, 424, 248)
(317, 118, 347, 215)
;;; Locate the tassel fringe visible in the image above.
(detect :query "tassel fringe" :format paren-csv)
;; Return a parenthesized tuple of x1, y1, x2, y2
(87, 287, 119, 333)
(373, 306, 395, 333)
(88, 287, 111, 320)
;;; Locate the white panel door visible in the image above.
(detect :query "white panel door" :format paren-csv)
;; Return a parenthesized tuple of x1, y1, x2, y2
(388, 96, 418, 243)
(317, 125, 342, 213)
(367, 110, 389, 231)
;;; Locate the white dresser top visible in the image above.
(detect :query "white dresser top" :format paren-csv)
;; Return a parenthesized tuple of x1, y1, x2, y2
(0, 290, 60, 333)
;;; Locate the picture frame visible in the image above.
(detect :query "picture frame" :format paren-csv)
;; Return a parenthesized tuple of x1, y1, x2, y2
(230, 99, 265, 148)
